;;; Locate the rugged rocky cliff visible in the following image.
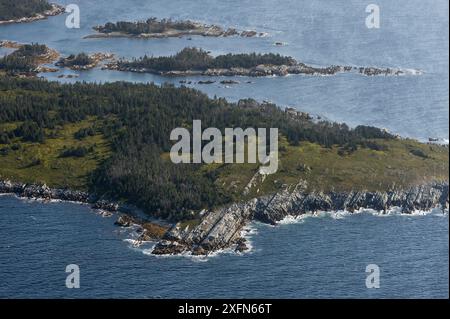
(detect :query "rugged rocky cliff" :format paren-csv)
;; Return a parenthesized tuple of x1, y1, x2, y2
(1, 179, 448, 256)
(153, 202, 255, 255)
(0, 180, 125, 213)
(152, 182, 449, 255)
(252, 182, 449, 224)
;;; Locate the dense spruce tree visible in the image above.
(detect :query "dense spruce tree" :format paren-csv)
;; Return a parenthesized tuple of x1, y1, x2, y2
(0, 0, 52, 20)
(0, 43, 48, 74)
(118, 47, 296, 71)
(95, 18, 200, 35)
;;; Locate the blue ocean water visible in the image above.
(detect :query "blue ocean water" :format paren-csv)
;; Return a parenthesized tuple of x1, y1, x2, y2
(0, 195, 448, 298)
(0, 0, 448, 298)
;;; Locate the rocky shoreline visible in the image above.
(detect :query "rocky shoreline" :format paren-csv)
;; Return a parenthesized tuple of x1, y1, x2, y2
(104, 61, 417, 78)
(2, 179, 447, 257)
(56, 52, 115, 70)
(0, 180, 169, 242)
(152, 181, 449, 255)
(0, 4, 65, 25)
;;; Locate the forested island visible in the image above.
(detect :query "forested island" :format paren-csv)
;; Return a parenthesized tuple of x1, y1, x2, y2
(0, 75, 448, 254)
(106, 47, 411, 77)
(0, 41, 114, 74)
(85, 17, 264, 39)
(0, 42, 58, 76)
(0, 0, 64, 24)
(56, 52, 114, 70)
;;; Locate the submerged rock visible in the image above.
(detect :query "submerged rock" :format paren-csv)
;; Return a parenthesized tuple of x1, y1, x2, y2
(235, 238, 248, 253)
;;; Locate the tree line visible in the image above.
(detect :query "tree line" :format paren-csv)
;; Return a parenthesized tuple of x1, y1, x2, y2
(0, 43, 47, 74)
(118, 47, 296, 71)
(95, 18, 199, 35)
(57, 53, 93, 67)
(0, 0, 52, 21)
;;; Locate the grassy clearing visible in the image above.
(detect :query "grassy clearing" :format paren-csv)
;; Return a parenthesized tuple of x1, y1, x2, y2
(0, 117, 110, 190)
(210, 136, 449, 199)
(1, 122, 448, 200)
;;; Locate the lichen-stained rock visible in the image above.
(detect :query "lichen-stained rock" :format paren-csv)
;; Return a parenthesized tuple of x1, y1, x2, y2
(162, 225, 185, 241)
(254, 182, 306, 224)
(396, 183, 449, 213)
(252, 182, 449, 225)
(198, 204, 251, 250)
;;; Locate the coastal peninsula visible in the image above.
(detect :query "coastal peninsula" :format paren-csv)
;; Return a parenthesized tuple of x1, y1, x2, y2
(0, 76, 448, 255)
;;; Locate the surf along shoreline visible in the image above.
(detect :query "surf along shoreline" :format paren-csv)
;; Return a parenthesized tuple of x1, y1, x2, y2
(1, 179, 448, 257)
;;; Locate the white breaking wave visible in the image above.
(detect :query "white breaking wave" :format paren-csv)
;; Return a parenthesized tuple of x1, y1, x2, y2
(277, 214, 307, 224)
(95, 209, 113, 218)
(238, 223, 259, 254)
(137, 224, 260, 261)
(277, 206, 447, 224)
(141, 246, 236, 262)
(403, 68, 424, 75)
(124, 238, 154, 249)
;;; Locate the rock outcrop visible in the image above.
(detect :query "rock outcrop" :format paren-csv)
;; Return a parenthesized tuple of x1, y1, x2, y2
(152, 201, 255, 255)
(151, 182, 449, 255)
(253, 182, 449, 225)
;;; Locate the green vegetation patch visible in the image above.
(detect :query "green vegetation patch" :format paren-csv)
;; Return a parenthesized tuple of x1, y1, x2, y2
(0, 0, 52, 21)
(118, 47, 295, 72)
(0, 118, 111, 190)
